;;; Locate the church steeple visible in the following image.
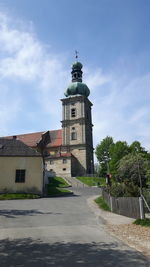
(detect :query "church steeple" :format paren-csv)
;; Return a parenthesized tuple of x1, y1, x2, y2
(71, 50, 83, 82)
(64, 55, 90, 97)
(71, 61, 83, 82)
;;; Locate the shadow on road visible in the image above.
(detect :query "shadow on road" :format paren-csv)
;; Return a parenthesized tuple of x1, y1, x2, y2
(0, 210, 62, 218)
(0, 238, 149, 266)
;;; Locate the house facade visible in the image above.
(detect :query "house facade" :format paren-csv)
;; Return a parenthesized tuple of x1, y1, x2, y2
(0, 138, 43, 194)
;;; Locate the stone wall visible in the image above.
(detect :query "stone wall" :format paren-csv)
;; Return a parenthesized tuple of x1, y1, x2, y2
(45, 157, 71, 178)
(71, 148, 86, 176)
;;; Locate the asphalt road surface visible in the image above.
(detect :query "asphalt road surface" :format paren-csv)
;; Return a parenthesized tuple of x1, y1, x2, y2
(0, 187, 149, 266)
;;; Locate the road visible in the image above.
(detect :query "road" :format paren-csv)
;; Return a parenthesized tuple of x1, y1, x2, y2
(0, 186, 149, 266)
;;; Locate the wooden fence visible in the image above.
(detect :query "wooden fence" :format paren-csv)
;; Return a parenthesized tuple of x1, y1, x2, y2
(102, 189, 141, 219)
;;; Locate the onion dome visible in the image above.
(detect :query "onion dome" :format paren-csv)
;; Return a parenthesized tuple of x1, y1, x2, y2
(64, 60, 90, 97)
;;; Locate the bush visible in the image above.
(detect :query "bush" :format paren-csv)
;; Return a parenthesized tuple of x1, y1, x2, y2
(143, 188, 150, 208)
(133, 218, 150, 227)
(116, 153, 149, 187)
(104, 182, 140, 197)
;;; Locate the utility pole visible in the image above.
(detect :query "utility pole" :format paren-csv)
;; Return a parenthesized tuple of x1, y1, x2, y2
(137, 154, 145, 219)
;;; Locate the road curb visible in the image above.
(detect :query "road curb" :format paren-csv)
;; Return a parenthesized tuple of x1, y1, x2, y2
(87, 195, 134, 225)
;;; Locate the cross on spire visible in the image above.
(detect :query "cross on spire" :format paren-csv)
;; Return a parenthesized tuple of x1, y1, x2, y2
(75, 50, 79, 60)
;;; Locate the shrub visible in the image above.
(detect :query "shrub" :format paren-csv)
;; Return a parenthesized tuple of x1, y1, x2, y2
(143, 188, 150, 208)
(133, 218, 150, 227)
(104, 182, 140, 197)
(116, 153, 150, 187)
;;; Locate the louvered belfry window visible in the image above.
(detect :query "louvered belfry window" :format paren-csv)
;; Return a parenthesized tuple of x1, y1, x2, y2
(71, 108, 76, 117)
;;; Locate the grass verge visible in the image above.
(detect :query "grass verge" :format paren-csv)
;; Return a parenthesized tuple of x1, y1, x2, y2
(133, 218, 150, 227)
(0, 193, 40, 200)
(95, 196, 111, 211)
(48, 176, 70, 188)
(76, 176, 104, 186)
(47, 186, 72, 196)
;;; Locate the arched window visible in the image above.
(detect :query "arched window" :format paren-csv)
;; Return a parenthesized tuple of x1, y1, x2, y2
(71, 127, 77, 140)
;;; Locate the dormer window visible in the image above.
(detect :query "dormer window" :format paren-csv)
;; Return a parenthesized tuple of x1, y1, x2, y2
(71, 108, 76, 117)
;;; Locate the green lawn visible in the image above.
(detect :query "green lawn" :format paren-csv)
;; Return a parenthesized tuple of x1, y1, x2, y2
(0, 193, 40, 200)
(47, 176, 72, 196)
(48, 176, 70, 188)
(76, 176, 105, 187)
(94, 196, 111, 211)
(133, 218, 150, 227)
(47, 186, 72, 196)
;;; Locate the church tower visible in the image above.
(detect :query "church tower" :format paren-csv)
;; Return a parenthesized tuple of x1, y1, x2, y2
(61, 58, 94, 176)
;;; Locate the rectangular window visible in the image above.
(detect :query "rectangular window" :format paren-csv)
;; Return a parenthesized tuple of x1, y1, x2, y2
(71, 108, 76, 117)
(50, 160, 54, 165)
(63, 159, 67, 164)
(15, 169, 25, 183)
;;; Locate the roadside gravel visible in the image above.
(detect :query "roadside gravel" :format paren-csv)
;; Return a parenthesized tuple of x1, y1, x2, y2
(108, 223, 150, 257)
(88, 195, 150, 258)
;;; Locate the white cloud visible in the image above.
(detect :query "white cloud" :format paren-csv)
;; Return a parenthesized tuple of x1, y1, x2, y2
(0, 12, 67, 135)
(90, 70, 150, 151)
(0, 83, 21, 135)
(85, 68, 111, 90)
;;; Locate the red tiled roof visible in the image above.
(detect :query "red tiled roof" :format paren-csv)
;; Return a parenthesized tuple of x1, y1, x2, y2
(47, 129, 62, 148)
(3, 129, 62, 148)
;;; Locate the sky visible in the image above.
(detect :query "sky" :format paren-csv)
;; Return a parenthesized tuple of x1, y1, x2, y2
(0, 0, 150, 153)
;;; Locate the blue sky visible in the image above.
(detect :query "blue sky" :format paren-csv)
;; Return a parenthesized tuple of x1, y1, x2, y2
(0, 0, 150, 151)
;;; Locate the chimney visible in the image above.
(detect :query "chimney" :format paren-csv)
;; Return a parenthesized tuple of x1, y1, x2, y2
(13, 136, 17, 140)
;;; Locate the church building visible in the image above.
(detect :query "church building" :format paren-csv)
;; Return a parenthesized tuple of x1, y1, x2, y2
(4, 60, 94, 177)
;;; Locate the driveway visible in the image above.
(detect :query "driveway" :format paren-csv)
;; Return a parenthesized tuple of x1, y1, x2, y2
(0, 187, 149, 266)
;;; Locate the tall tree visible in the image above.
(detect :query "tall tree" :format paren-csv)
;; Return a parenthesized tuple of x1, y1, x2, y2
(95, 136, 114, 176)
(109, 141, 129, 177)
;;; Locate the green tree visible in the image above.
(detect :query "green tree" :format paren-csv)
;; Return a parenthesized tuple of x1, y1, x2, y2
(130, 141, 145, 154)
(95, 136, 114, 176)
(116, 153, 150, 187)
(129, 141, 150, 161)
(94, 163, 100, 176)
(109, 141, 129, 177)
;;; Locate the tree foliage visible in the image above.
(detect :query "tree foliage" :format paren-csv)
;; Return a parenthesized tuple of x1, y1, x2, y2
(129, 141, 145, 154)
(95, 136, 113, 163)
(109, 141, 129, 176)
(104, 182, 140, 197)
(95, 136, 113, 176)
(116, 153, 150, 187)
(95, 137, 150, 188)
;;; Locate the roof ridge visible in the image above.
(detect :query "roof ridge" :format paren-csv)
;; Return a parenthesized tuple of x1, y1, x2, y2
(4, 129, 62, 137)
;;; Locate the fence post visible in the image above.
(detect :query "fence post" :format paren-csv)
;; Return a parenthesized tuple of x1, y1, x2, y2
(139, 197, 145, 219)
(110, 195, 113, 212)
